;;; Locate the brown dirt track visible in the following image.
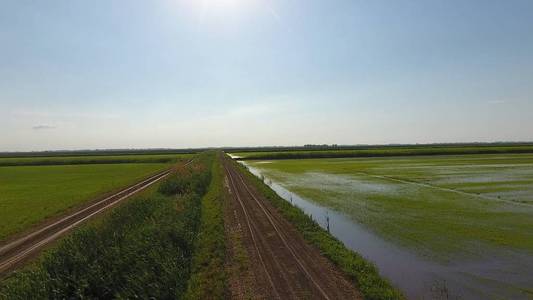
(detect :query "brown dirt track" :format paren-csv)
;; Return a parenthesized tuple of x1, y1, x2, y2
(223, 157, 362, 300)
(0, 163, 188, 277)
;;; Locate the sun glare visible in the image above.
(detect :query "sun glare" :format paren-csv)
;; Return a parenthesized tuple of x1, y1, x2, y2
(170, 0, 266, 26)
(202, 0, 244, 8)
(194, 0, 256, 15)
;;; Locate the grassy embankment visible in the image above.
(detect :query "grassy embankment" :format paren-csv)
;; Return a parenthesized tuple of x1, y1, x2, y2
(0, 153, 226, 299)
(184, 152, 226, 299)
(0, 163, 170, 241)
(233, 144, 533, 160)
(233, 159, 404, 300)
(245, 154, 533, 260)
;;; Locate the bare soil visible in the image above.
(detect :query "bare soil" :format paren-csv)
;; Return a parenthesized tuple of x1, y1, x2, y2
(223, 157, 362, 300)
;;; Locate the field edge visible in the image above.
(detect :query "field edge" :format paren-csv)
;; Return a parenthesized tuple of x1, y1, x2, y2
(231, 157, 405, 300)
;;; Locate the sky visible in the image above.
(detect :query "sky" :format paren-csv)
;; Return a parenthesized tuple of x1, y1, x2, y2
(1, 0, 533, 151)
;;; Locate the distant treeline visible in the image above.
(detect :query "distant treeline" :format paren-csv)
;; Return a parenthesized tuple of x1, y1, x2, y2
(0, 148, 201, 159)
(0, 156, 180, 167)
(226, 142, 533, 154)
(237, 145, 533, 160)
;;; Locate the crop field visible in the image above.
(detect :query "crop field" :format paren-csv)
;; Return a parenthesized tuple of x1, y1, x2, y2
(244, 153, 533, 298)
(0, 153, 193, 167)
(231, 144, 533, 160)
(0, 154, 222, 299)
(3, 150, 531, 299)
(0, 163, 170, 241)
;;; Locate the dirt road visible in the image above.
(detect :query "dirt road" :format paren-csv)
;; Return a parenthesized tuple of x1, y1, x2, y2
(223, 157, 362, 300)
(0, 161, 190, 276)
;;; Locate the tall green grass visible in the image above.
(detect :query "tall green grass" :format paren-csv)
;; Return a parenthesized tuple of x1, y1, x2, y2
(0, 155, 215, 299)
(184, 152, 227, 299)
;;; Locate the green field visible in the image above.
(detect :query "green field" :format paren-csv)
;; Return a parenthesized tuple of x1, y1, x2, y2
(0, 163, 169, 241)
(0, 153, 226, 299)
(232, 144, 533, 160)
(0, 153, 193, 167)
(246, 154, 533, 259)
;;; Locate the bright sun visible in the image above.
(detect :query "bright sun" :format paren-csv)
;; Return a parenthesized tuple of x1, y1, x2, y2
(196, 0, 256, 15)
(200, 0, 247, 10)
(174, 0, 261, 25)
(204, 0, 243, 6)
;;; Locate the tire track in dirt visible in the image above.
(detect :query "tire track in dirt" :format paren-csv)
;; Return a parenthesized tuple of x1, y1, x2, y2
(223, 157, 362, 300)
(0, 160, 193, 276)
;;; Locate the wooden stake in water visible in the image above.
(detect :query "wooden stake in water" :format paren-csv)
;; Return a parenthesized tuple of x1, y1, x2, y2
(326, 211, 330, 233)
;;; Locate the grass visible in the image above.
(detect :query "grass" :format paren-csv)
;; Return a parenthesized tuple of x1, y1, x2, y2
(0, 153, 192, 167)
(233, 159, 404, 300)
(232, 144, 533, 160)
(184, 152, 226, 299)
(0, 149, 197, 159)
(0, 154, 215, 299)
(244, 154, 533, 259)
(0, 194, 198, 299)
(0, 163, 169, 241)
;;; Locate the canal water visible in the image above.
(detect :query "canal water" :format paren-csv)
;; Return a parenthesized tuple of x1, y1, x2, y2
(241, 162, 533, 300)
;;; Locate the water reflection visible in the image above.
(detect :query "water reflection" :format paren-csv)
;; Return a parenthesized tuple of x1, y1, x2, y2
(242, 162, 533, 300)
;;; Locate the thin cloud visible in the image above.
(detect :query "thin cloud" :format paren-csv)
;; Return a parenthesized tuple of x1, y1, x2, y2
(487, 100, 506, 105)
(14, 110, 120, 120)
(32, 125, 56, 130)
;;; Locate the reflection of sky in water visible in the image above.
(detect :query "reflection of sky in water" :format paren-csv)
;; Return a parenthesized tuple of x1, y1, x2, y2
(363, 161, 533, 203)
(288, 172, 401, 195)
(243, 162, 533, 300)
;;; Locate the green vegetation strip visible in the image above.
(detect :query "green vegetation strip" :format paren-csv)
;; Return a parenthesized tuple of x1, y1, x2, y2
(0, 163, 169, 241)
(0, 155, 215, 299)
(0, 153, 192, 167)
(184, 153, 226, 299)
(235, 145, 533, 160)
(234, 160, 404, 300)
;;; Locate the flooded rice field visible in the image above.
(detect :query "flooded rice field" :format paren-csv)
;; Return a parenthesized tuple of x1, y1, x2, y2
(241, 154, 533, 299)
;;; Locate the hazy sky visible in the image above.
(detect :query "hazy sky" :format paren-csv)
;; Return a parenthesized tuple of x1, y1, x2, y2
(1, 0, 533, 151)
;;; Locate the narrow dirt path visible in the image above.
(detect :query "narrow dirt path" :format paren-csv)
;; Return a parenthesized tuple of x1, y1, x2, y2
(223, 157, 362, 300)
(0, 160, 192, 277)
